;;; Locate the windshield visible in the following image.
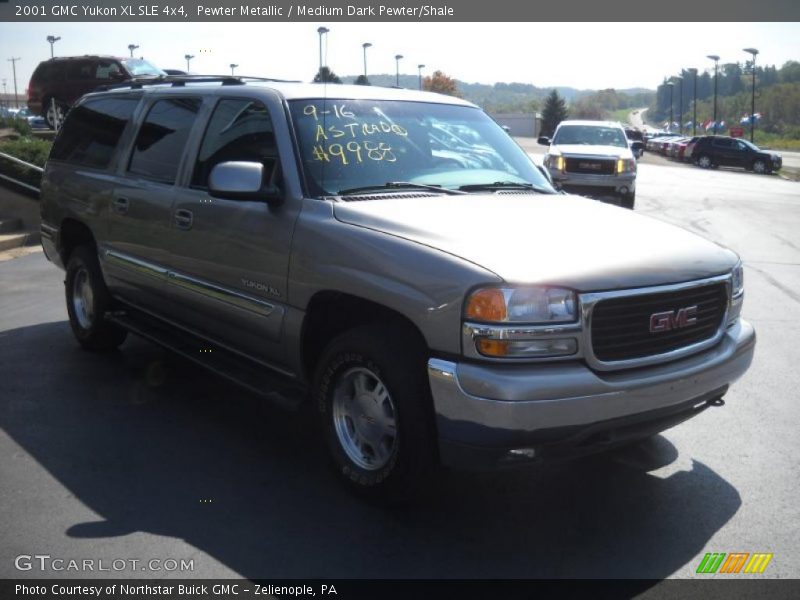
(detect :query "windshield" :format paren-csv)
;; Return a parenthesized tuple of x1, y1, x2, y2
(554, 124, 628, 148)
(288, 99, 554, 197)
(121, 58, 165, 77)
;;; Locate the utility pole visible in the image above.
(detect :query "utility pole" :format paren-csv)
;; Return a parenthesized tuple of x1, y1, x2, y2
(688, 68, 698, 136)
(417, 64, 425, 91)
(8, 57, 20, 109)
(230, 63, 238, 76)
(666, 81, 674, 132)
(678, 74, 683, 135)
(184, 54, 194, 72)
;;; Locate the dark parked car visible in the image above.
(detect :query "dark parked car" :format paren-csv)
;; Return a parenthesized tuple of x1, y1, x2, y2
(692, 135, 782, 174)
(27, 55, 165, 128)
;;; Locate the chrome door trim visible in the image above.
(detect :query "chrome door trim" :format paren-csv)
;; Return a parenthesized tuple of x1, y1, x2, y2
(104, 248, 275, 317)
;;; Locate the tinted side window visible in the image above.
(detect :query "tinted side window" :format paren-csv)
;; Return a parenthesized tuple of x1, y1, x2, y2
(50, 97, 140, 169)
(95, 60, 124, 80)
(128, 97, 201, 184)
(66, 61, 94, 80)
(192, 99, 277, 188)
(713, 138, 734, 149)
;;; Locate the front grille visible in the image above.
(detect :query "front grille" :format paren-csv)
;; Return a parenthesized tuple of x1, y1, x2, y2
(565, 157, 616, 175)
(590, 282, 728, 362)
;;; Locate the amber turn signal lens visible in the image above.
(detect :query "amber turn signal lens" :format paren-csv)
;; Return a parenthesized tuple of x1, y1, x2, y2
(465, 288, 507, 322)
(476, 339, 509, 357)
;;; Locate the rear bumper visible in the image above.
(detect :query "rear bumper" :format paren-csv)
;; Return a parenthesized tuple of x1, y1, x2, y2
(428, 319, 755, 470)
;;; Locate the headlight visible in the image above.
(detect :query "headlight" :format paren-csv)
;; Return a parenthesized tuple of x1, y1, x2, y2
(616, 158, 636, 174)
(465, 286, 577, 324)
(731, 262, 744, 298)
(545, 154, 564, 172)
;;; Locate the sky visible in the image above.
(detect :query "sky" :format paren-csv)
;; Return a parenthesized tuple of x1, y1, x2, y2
(1, 22, 798, 96)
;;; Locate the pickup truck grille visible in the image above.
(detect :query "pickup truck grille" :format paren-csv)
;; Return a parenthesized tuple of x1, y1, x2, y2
(565, 158, 616, 175)
(590, 282, 728, 362)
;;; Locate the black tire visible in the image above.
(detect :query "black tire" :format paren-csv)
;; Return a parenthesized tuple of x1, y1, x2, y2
(696, 154, 713, 169)
(314, 324, 437, 500)
(620, 192, 635, 210)
(65, 245, 127, 351)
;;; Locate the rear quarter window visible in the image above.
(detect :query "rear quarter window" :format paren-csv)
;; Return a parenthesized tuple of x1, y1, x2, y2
(50, 96, 141, 169)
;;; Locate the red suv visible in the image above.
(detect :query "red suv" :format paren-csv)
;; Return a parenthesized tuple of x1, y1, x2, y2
(27, 55, 165, 128)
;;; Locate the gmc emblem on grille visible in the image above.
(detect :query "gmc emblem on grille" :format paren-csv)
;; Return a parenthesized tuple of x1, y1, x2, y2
(649, 306, 698, 333)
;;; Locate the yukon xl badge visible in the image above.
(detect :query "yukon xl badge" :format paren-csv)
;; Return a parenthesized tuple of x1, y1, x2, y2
(241, 278, 280, 297)
(650, 306, 698, 333)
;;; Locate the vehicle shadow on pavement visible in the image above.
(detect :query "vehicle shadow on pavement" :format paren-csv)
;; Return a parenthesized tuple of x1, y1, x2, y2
(0, 321, 741, 581)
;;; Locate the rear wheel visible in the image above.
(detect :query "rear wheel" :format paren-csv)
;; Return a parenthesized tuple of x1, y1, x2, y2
(696, 154, 712, 169)
(44, 98, 67, 130)
(65, 245, 127, 351)
(314, 324, 436, 500)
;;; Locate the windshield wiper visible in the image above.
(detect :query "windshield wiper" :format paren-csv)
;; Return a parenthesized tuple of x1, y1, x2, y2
(338, 182, 467, 196)
(458, 181, 553, 194)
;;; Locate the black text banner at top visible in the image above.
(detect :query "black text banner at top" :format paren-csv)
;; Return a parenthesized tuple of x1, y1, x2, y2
(3, 0, 800, 21)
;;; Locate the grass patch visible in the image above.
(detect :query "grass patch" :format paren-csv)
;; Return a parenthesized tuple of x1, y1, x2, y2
(0, 136, 51, 189)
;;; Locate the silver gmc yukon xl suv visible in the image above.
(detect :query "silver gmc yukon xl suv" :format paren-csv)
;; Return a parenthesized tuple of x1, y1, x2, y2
(40, 78, 755, 498)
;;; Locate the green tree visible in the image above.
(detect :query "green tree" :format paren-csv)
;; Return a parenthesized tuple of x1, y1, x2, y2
(541, 89, 568, 136)
(354, 74, 370, 86)
(313, 66, 342, 84)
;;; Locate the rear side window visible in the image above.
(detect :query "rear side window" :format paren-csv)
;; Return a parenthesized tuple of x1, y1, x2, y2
(50, 96, 140, 169)
(128, 97, 201, 184)
(713, 138, 735, 149)
(66, 61, 95, 80)
(191, 98, 277, 188)
(33, 62, 64, 82)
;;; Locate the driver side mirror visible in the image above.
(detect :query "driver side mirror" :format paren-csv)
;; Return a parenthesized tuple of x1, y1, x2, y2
(537, 136, 551, 146)
(208, 161, 283, 204)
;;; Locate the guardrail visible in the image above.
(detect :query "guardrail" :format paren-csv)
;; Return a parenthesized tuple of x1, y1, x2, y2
(0, 150, 43, 195)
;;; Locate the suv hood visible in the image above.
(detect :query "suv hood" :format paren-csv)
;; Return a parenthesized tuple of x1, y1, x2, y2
(333, 194, 737, 291)
(551, 144, 633, 158)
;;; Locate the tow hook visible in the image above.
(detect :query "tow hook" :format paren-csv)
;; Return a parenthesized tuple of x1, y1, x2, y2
(708, 397, 726, 408)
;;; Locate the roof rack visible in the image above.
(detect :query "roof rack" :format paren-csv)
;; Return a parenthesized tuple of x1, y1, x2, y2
(95, 74, 300, 92)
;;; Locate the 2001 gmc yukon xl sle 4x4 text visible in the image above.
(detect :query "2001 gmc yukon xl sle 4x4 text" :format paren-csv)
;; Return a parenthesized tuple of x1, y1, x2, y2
(40, 77, 755, 498)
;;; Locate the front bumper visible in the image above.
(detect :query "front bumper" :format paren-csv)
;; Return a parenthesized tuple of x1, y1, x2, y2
(549, 170, 636, 199)
(428, 319, 755, 470)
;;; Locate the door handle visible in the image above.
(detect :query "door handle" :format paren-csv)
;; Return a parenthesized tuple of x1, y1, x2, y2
(113, 197, 129, 215)
(174, 209, 194, 230)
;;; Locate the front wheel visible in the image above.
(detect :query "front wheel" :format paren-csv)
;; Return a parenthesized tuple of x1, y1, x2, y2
(620, 192, 635, 210)
(752, 159, 770, 174)
(65, 245, 127, 351)
(314, 324, 437, 500)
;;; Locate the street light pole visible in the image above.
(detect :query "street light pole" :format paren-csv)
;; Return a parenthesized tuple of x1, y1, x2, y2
(743, 47, 759, 143)
(230, 63, 238, 76)
(46, 36, 61, 58)
(128, 44, 139, 58)
(417, 64, 425, 91)
(2, 80, 7, 108)
(362, 42, 372, 79)
(666, 81, 674, 132)
(184, 54, 194, 72)
(678, 75, 683, 135)
(317, 27, 329, 74)
(394, 54, 403, 87)
(8, 57, 20, 109)
(707, 55, 720, 135)
(688, 68, 698, 136)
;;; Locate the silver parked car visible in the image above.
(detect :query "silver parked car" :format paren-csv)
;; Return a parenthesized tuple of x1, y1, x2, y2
(540, 120, 638, 208)
(40, 79, 754, 499)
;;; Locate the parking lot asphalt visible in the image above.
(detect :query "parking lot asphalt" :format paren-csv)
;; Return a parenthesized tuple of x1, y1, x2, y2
(1, 159, 799, 581)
